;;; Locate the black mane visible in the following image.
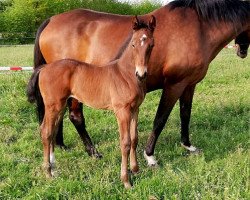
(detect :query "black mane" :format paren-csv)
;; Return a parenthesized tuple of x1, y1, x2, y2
(169, 0, 250, 26)
(111, 20, 149, 61)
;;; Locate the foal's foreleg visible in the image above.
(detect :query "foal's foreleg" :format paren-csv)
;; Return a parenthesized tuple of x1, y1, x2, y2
(67, 98, 101, 158)
(145, 83, 186, 166)
(180, 85, 200, 153)
(130, 109, 139, 174)
(116, 108, 132, 189)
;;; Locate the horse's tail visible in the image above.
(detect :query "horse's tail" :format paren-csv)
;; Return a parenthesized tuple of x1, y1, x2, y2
(27, 66, 45, 124)
(34, 18, 50, 68)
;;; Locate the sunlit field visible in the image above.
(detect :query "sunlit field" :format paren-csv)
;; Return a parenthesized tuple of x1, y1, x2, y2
(0, 45, 249, 199)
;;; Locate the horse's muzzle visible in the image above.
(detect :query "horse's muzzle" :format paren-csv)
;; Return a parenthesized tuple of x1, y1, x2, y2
(236, 47, 248, 59)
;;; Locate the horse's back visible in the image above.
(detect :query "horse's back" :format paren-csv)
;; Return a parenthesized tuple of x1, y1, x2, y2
(39, 9, 132, 64)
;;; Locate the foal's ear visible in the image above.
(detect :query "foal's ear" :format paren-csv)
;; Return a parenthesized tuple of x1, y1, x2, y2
(132, 15, 140, 30)
(149, 15, 156, 32)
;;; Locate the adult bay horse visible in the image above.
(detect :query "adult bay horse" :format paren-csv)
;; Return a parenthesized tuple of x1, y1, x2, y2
(27, 16, 156, 188)
(34, 0, 250, 166)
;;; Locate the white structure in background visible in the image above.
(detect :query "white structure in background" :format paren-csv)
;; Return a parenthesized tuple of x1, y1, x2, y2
(162, 0, 175, 5)
(117, 0, 174, 5)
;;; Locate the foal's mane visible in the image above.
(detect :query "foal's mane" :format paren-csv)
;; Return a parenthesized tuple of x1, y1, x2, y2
(111, 20, 150, 61)
(169, 0, 250, 27)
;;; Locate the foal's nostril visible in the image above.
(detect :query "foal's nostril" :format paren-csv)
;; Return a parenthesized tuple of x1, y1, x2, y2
(136, 71, 147, 81)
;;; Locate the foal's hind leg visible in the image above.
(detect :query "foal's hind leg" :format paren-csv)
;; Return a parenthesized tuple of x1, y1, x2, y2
(129, 109, 139, 174)
(67, 98, 102, 158)
(41, 105, 63, 177)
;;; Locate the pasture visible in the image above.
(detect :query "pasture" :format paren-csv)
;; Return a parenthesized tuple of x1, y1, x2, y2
(0, 45, 249, 199)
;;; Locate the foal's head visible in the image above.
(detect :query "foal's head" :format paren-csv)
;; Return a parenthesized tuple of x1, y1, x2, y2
(235, 30, 250, 59)
(130, 15, 156, 81)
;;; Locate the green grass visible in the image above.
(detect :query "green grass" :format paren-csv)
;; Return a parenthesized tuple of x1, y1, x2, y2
(0, 46, 249, 199)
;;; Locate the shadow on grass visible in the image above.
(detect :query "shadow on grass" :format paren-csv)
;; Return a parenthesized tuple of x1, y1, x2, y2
(139, 102, 249, 164)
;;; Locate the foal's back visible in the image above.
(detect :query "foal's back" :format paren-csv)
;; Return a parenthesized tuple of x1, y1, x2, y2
(39, 59, 143, 111)
(39, 59, 112, 109)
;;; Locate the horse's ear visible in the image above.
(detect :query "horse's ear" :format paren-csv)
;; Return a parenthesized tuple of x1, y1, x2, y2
(149, 15, 156, 32)
(132, 15, 140, 30)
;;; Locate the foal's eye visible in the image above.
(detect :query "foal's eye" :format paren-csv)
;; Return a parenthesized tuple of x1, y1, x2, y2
(132, 44, 135, 48)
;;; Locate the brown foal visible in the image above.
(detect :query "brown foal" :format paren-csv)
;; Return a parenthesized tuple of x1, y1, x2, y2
(27, 16, 156, 188)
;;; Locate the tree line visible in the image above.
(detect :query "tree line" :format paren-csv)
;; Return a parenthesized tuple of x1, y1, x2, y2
(0, 0, 160, 44)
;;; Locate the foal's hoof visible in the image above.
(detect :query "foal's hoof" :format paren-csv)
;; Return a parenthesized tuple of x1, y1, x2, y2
(124, 182, 132, 189)
(130, 167, 139, 175)
(181, 143, 202, 155)
(143, 151, 158, 167)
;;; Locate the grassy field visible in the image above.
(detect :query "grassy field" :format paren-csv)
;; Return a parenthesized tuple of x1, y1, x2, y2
(0, 45, 249, 199)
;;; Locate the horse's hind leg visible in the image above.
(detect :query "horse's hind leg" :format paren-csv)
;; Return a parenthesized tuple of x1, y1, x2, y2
(67, 97, 102, 158)
(144, 83, 186, 166)
(179, 85, 200, 153)
(55, 122, 66, 148)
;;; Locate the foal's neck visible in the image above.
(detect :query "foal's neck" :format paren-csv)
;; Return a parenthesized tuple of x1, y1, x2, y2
(116, 44, 135, 74)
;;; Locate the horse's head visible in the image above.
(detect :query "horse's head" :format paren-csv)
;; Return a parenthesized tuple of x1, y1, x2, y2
(235, 30, 250, 59)
(131, 15, 156, 82)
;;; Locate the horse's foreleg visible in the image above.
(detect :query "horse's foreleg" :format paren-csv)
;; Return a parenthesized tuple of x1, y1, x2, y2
(116, 108, 132, 189)
(67, 98, 102, 158)
(180, 85, 200, 153)
(129, 109, 139, 174)
(144, 82, 186, 166)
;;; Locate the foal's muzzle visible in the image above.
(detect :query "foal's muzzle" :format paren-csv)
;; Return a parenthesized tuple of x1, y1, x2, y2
(136, 71, 147, 81)
(135, 68, 147, 81)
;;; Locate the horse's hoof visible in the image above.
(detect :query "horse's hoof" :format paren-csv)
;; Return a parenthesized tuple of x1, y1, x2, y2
(143, 151, 158, 167)
(57, 144, 68, 150)
(94, 152, 103, 159)
(90, 149, 102, 159)
(181, 143, 202, 155)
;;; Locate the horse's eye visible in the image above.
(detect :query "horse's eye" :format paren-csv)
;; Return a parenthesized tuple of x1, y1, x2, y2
(132, 44, 135, 48)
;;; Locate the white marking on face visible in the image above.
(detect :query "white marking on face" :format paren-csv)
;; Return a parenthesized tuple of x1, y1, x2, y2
(140, 34, 147, 46)
(136, 66, 147, 77)
(144, 151, 158, 166)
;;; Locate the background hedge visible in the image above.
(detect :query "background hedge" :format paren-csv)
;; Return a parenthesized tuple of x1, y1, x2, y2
(0, 0, 161, 44)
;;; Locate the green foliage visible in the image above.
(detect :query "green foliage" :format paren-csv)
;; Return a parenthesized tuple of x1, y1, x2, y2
(0, 46, 249, 199)
(0, 0, 160, 44)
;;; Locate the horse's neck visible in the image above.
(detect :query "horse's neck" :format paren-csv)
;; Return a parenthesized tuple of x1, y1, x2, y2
(205, 21, 248, 61)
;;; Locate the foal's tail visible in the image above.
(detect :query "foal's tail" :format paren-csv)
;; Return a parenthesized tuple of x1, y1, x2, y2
(27, 66, 44, 124)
